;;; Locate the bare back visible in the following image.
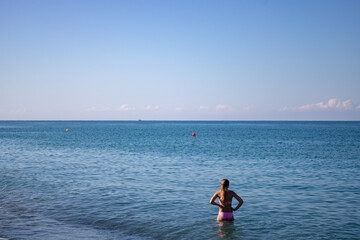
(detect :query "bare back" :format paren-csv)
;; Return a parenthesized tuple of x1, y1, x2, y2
(210, 181, 244, 221)
(216, 190, 235, 212)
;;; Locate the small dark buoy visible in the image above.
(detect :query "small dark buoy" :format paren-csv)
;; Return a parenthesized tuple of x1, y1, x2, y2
(192, 133, 196, 137)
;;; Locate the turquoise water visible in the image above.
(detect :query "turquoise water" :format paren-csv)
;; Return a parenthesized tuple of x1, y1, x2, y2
(0, 121, 359, 239)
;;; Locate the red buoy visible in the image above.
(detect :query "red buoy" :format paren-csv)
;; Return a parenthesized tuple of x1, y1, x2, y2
(192, 133, 196, 137)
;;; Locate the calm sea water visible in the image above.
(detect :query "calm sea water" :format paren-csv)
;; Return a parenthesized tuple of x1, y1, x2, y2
(0, 121, 359, 240)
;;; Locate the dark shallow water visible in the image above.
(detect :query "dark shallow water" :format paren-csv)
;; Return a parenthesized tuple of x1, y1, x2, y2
(0, 121, 359, 239)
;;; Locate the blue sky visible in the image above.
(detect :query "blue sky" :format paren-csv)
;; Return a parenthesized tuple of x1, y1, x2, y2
(1, 0, 359, 120)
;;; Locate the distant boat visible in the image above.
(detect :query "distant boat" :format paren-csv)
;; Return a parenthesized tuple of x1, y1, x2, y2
(138, 119, 142, 121)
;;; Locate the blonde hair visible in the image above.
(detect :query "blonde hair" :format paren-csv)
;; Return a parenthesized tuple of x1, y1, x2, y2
(220, 179, 229, 202)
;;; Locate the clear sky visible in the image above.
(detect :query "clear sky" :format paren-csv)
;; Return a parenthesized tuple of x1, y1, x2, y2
(1, 0, 359, 120)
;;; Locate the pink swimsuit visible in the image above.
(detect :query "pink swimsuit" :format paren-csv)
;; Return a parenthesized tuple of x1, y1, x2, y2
(218, 201, 233, 220)
(218, 211, 234, 220)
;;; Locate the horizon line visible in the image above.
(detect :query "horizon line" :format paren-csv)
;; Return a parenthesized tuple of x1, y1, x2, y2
(1, 119, 360, 122)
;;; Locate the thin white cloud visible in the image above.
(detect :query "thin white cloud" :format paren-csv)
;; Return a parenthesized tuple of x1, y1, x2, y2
(83, 107, 97, 112)
(279, 106, 294, 112)
(199, 105, 209, 110)
(242, 106, 254, 112)
(356, 105, 360, 110)
(299, 98, 352, 111)
(281, 98, 354, 112)
(84, 104, 135, 112)
(12, 108, 27, 113)
(215, 104, 233, 112)
(145, 105, 160, 111)
(174, 107, 183, 112)
(215, 104, 227, 110)
(115, 104, 136, 111)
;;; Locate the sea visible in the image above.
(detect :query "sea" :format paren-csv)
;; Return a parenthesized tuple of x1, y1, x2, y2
(0, 121, 359, 240)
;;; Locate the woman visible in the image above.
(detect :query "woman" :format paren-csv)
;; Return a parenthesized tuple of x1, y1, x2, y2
(210, 179, 244, 221)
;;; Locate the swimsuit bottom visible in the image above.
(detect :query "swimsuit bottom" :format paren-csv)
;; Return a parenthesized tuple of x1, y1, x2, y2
(218, 211, 233, 221)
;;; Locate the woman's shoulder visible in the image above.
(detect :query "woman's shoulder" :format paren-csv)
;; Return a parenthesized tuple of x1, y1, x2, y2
(228, 190, 237, 196)
(214, 190, 222, 196)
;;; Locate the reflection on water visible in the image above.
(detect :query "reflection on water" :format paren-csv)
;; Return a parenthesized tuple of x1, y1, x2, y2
(217, 221, 236, 238)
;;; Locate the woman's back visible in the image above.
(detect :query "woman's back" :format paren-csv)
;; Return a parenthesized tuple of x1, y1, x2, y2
(210, 179, 244, 221)
(218, 190, 234, 212)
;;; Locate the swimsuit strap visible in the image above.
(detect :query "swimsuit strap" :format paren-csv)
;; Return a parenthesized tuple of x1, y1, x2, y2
(219, 201, 232, 205)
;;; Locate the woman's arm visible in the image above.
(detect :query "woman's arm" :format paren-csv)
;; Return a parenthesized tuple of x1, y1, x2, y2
(210, 192, 224, 208)
(232, 192, 244, 211)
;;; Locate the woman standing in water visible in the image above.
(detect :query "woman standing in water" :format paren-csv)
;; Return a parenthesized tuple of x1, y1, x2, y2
(210, 179, 244, 221)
